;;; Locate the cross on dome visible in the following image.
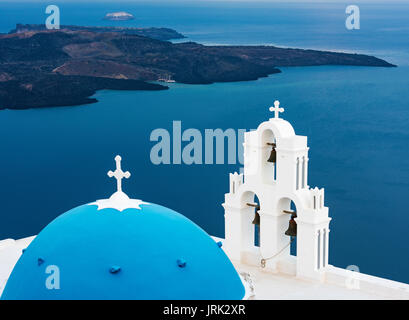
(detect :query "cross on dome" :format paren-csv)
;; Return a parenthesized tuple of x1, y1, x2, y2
(269, 100, 284, 119)
(108, 155, 131, 193)
(90, 155, 148, 211)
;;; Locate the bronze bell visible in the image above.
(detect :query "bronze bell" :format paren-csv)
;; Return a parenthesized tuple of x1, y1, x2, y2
(252, 211, 260, 226)
(267, 143, 276, 163)
(285, 214, 297, 237)
(252, 205, 261, 226)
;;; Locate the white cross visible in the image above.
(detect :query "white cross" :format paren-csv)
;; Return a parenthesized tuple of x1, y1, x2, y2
(108, 155, 131, 193)
(269, 100, 284, 119)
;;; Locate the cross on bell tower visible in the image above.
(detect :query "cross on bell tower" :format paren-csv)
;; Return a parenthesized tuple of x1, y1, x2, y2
(269, 100, 284, 119)
(108, 155, 131, 193)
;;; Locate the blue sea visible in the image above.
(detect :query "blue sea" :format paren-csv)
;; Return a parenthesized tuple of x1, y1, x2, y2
(0, 1, 409, 283)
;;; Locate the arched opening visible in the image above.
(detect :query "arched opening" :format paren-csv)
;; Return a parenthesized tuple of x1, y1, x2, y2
(277, 197, 298, 256)
(261, 129, 277, 183)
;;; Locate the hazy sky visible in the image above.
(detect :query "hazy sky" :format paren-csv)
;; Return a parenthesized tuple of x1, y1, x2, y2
(0, 0, 405, 3)
(0, 0, 407, 6)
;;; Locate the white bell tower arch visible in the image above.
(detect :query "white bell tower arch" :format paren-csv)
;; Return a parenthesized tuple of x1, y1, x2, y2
(222, 101, 331, 282)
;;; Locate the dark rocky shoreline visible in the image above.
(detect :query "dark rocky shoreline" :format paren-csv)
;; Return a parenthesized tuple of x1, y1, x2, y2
(0, 25, 396, 110)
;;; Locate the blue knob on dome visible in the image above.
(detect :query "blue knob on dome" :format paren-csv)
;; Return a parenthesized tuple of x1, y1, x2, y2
(177, 259, 186, 268)
(217, 241, 223, 248)
(109, 266, 121, 274)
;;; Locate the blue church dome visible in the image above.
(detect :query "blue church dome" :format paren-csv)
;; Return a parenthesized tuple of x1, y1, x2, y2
(1, 156, 245, 300)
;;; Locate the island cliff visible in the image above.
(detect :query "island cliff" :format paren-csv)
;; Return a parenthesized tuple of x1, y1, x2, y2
(0, 25, 395, 110)
(9, 24, 185, 41)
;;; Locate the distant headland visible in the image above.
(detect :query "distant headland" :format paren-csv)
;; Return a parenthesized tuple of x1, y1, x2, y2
(9, 24, 185, 41)
(0, 24, 396, 110)
(104, 12, 134, 21)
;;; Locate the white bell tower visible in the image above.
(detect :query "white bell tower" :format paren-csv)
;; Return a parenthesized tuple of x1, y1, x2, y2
(222, 101, 331, 282)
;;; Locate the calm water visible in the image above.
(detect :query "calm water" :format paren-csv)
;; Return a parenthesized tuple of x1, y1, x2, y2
(0, 1, 409, 283)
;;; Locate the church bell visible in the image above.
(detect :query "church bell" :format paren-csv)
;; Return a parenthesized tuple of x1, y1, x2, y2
(267, 143, 276, 163)
(252, 205, 261, 226)
(252, 211, 260, 226)
(285, 214, 297, 237)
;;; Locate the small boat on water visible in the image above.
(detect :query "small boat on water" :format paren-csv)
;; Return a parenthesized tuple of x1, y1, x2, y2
(158, 75, 176, 83)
